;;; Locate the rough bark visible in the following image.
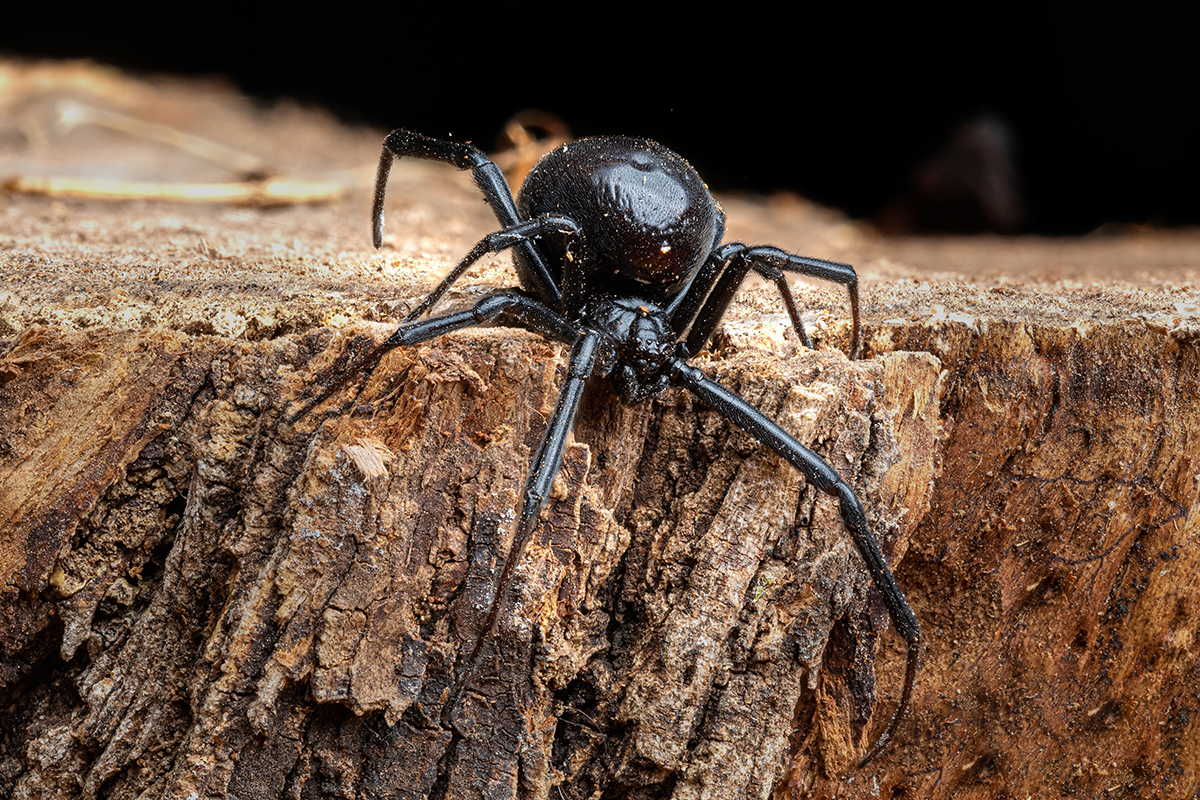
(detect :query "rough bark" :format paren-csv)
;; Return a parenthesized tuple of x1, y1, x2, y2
(1, 321, 940, 800)
(861, 316, 1200, 799)
(3, 59, 1200, 800)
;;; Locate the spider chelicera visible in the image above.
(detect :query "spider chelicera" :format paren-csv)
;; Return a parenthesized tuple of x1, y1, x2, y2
(289, 129, 920, 765)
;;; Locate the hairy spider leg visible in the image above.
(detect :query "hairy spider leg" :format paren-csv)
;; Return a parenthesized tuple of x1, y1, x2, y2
(286, 291, 578, 424)
(286, 277, 601, 727)
(664, 242, 742, 331)
(443, 331, 602, 722)
(401, 214, 585, 323)
(670, 358, 919, 766)
(289, 208, 594, 424)
(372, 128, 562, 306)
(672, 245, 862, 360)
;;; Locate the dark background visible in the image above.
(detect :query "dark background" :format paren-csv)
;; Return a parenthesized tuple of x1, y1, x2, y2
(5, 7, 1196, 234)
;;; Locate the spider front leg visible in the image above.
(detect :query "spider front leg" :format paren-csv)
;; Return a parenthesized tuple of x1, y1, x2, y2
(670, 358, 918, 766)
(402, 214, 585, 322)
(443, 331, 603, 722)
(287, 290, 578, 424)
(677, 244, 861, 359)
(288, 211, 589, 425)
(372, 128, 561, 305)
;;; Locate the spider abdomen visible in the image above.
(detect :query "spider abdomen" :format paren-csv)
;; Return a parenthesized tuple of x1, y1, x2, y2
(515, 136, 719, 298)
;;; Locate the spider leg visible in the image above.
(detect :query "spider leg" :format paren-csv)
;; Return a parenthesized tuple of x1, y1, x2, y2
(662, 201, 729, 323)
(676, 245, 861, 360)
(665, 242, 742, 332)
(372, 128, 561, 305)
(403, 214, 585, 323)
(444, 331, 602, 721)
(670, 358, 918, 766)
(287, 290, 579, 425)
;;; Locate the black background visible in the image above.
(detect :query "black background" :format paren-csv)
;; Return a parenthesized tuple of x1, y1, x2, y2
(5, 6, 1196, 234)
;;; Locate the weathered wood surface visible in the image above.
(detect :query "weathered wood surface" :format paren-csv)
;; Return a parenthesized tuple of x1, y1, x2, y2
(867, 316, 1200, 798)
(3, 61, 1200, 799)
(0, 322, 940, 799)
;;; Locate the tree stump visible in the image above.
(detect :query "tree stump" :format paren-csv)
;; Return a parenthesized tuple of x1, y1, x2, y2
(2, 60, 1199, 799)
(0, 317, 940, 799)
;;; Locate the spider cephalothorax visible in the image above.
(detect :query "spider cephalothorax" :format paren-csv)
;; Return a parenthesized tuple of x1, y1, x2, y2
(585, 296, 674, 403)
(292, 128, 919, 766)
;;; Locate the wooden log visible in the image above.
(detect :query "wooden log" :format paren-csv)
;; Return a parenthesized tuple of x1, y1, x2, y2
(2, 60, 1199, 800)
(852, 314, 1200, 799)
(0, 317, 940, 799)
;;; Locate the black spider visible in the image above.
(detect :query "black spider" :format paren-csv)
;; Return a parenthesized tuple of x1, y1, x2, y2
(289, 129, 920, 766)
